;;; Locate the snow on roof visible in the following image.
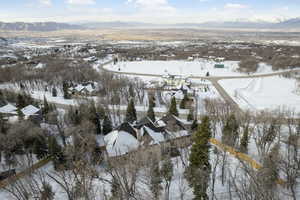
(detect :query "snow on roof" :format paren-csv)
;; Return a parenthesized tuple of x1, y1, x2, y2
(156, 119, 166, 127)
(0, 104, 17, 114)
(169, 130, 190, 139)
(35, 63, 46, 69)
(74, 84, 85, 92)
(173, 90, 184, 99)
(104, 130, 139, 157)
(85, 84, 94, 93)
(21, 105, 40, 116)
(96, 135, 106, 147)
(144, 126, 165, 144)
(70, 84, 95, 93)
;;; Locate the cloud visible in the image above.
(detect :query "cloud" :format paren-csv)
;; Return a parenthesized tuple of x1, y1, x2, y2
(224, 3, 248, 9)
(67, 0, 96, 5)
(127, 0, 176, 12)
(38, 0, 52, 6)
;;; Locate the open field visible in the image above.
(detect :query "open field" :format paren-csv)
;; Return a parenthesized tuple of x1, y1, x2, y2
(2, 28, 300, 44)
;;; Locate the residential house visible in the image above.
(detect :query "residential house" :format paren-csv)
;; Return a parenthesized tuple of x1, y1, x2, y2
(69, 82, 98, 96)
(21, 105, 42, 122)
(0, 104, 17, 117)
(156, 114, 187, 133)
(134, 117, 166, 145)
(104, 126, 140, 157)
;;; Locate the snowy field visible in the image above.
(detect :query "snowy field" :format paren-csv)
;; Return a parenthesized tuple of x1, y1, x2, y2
(106, 60, 242, 77)
(219, 76, 300, 114)
(105, 60, 279, 78)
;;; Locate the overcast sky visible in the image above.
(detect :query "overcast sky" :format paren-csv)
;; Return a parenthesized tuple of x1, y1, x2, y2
(0, 0, 299, 23)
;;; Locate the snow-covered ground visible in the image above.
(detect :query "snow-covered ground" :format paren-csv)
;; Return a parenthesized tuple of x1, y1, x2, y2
(106, 59, 242, 77)
(105, 60, 280, 78)
(219, 76, 300, 114)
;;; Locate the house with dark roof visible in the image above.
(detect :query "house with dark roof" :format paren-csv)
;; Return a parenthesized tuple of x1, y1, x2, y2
(116, 122, 138, 139)
(156, 114, 187, 132)
(134, 117, 167, 145)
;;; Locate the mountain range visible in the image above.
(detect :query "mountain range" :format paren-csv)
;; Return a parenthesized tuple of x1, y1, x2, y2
(0, 22, 82, 31)
(1, 18, 300, 31)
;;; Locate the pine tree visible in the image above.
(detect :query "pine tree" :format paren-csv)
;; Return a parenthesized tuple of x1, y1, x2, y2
(191, 119, 198, 131)
(87, 101, 98, 125)
(150, 159, 162, 199)
(168, 97, 179, 117)
(187, 109, 194, 122)
(179, 94, 189, 109)
(97, 105, 106, 120)
(102, 115, 112, 135)
(125, 99, 137, 123)
(0, 113, 9, 134)
(129, 84, 135, 98)
(52, 87, 57, 97)
(147, 102, 156, 123)
(16, 93, 26, 109)
(33, 135, 48, 159)
(48, 136, 65, 169)
(48, 136, 62, 158)
(149, 96, 156, 108)
(62, 81, 70, 99)
(17, 109, 24, 121)
(186, 116, 211, 200)
(43, 96, 49, 116)
(222, 113, 239, 147)
(239, 125, 249, 153)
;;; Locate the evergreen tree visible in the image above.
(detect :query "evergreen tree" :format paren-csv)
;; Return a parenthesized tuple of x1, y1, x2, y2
(0, 113, 9, 134)
(17, 109, 24, 121)
(125, 99, 137, 123)
(33, 135, 48, 159)
(179, 94, 189, 109)
(168, 97, 179, 117)
(48, 136, 62, 158)
(187, 109, 194, 122)
(52, 87, 57, 97)
(87, 101, 98, 125)
(48, 136, 65, 169)
(43, 96, 49, 116)
(62, 81, 70, 99)
(191, 119, 198, 131)
(102, 115, 112, 135)
(239, 125, 249, 153)
(147, 102, 156, 123)
(129, 84, 135, 98)
(186, 116, 211, 200)
(150, 159, 162, 199)
(149, 96, 156, 108)
(97, 105, 106, 120)
(222, 113, 239, 147)
(16, 93, 26, 109)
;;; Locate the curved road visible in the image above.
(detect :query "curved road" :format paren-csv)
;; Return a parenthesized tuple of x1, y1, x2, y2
(100, 61, 300, 114)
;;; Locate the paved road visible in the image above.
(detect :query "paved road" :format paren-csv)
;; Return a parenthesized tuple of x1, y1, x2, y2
(209, 79, 244, 114)
(100, 61, 300, 114)
(101, 62, 300, 81)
